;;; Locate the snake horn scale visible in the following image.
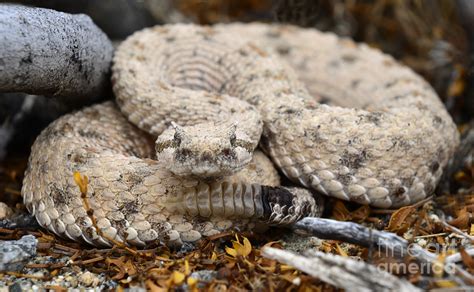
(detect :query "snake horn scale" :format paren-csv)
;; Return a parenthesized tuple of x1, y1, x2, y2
(22, 23, 459, 247)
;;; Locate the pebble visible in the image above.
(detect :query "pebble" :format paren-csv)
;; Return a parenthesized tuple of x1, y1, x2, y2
(0, 235, 37, 272)
(0, 202, 13, 220)
(78, 271, 101, 287)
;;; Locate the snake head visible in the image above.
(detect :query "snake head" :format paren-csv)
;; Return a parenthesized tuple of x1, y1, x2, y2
(155, 122, 254, 178)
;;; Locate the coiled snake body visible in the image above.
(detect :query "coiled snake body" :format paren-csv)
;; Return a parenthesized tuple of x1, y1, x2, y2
(22, 23, 459, 247)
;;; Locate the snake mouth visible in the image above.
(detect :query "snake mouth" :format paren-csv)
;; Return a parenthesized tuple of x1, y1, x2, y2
(169, 150, 251, 178)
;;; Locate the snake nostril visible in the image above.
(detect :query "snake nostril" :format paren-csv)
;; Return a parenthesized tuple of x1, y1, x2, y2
(201, 151, 213, 162)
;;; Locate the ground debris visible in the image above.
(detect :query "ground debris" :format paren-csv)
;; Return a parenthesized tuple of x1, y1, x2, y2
(1, 1, 474, 289)
(0, 235, 36, 272)
(1, 141, 474, 290)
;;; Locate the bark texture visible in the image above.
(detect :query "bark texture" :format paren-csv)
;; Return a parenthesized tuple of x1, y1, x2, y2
(0, 4, 114, 104)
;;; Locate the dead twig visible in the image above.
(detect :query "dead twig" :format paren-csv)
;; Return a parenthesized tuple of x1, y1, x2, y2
(292, 217, 474, 285)
(439, 219, 474, 242)
(0, 4, 113, 104)
(292, 217, 413, 259)
(262, 247, 421, 292)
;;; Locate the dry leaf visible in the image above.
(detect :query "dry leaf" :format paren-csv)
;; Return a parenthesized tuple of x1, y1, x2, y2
(184, 259, 191, 275)
(448, 208, 470, 229)
(262, 241, 283, 249)
(433, 253, 447, 278)
(460, 247, 474, 271)
(146, 279, 166, 292)
(434, 279, 458, 288)
(447, 65, 465, 97)
(335, 243, 348, 257)
(351, 205, 371, 221)
(386, 205, 415, 234)
(170, 271, 185, 285)
(187, 277, 198, 292)
(225, 246, 238, 258)
(280, 264, 294, 272)
(332, 200, 352, 221)
(226, 235, 252, 258)
(106, 256, 137, 280)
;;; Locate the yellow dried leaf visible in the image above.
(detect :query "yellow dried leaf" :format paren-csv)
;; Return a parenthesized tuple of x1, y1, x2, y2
(225, 246, 238, 257)
(232, 241, 246, 255)
(211, 251, 217, 261)
(279, 273, 297, 283)
(433, 254, 447, 278)
(435, 280, 458, 288)
(280, 264, 294, 272)
(146, 280, 166, 292)
(232, 241, 245, 256)
(171, 271, 185, 285)
(229, 236, 252, 257)
(242, 237, 252, 256)
(243, 258, 255, 269)
(187, 277, 197, 286)
(184, 259, 190, 275)
(187, 277, 198, 292)
(454, 171, 467, 181)
(336, 243, 348, 257)
(73, 171, 88, 194)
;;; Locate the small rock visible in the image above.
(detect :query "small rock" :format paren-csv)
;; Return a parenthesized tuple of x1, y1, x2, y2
(7, 279, 32, 292)
(282, 233, 322, 253)
(65, 274, 79, 288)
(78, 271, 101, 287)
(190, 270, 217, 282)
(0, 212, 40, 229)
(309, 237, 323, 247)
(189, 270, 217, 288)
(0, 235, 37, 272)
(416, 238, 427, 247)
(0, 203, 13, 220)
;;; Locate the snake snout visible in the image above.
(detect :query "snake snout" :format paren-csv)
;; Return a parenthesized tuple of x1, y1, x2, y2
(200, 150, 214, 162)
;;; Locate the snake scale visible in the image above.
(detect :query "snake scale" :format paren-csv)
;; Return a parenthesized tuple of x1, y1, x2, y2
(22, 23, 459, 247)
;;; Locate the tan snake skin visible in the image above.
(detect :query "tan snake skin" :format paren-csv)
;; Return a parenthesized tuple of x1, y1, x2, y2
(22, 23, 459, 247)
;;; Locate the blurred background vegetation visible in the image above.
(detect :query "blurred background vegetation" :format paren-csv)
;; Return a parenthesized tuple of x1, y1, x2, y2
(6, 0, 473, 123)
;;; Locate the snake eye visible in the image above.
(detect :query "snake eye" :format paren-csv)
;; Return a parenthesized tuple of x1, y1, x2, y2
(176, 148, 192, 162)
(173, 131, 182, 146)
(179, 148, 192, 157)
(229, 133, 236, 146)
(222, 148, 232, 157)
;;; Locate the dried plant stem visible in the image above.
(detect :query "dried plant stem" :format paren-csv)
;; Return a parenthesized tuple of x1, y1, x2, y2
(262, 247, 421, 292)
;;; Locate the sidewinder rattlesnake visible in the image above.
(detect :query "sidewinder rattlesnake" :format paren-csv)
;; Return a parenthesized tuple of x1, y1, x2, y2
(22, 23, 459, 247)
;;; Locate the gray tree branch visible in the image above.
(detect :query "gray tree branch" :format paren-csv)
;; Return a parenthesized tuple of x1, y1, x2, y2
(0, 4, 114, 105)
(262, 247, 421, 292)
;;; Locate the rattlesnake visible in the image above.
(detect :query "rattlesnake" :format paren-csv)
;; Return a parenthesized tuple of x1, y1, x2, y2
(22, 23, 459, 247)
